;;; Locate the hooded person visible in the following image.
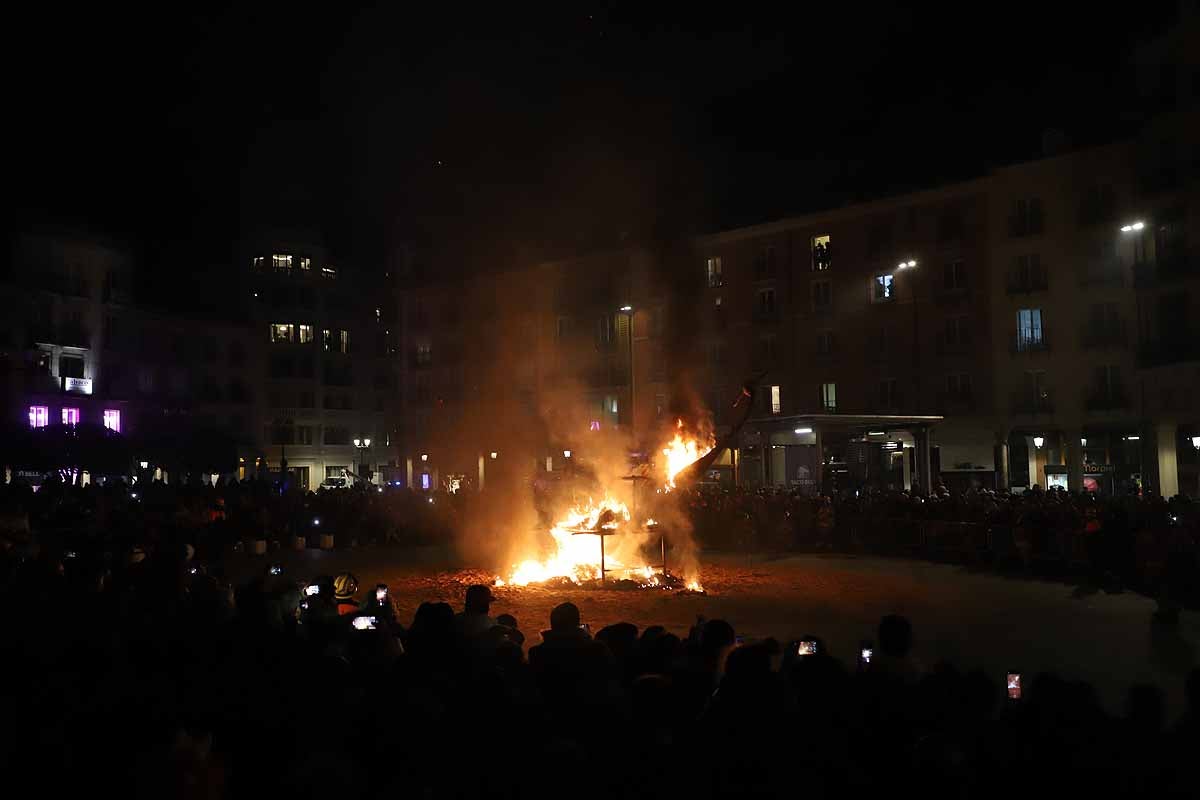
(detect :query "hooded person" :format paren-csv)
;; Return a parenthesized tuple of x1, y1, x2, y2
(454, 584, 497, 639)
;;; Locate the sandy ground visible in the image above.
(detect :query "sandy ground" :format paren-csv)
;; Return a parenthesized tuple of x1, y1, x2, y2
(229, 546, 1200, 718)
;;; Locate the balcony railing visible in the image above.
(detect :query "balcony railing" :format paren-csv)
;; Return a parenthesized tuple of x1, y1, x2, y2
(1139, 337, 1199, 368)
(1132, 252, 1197, 288)
(1084, 386, 1131, 411)
(1011, 390, 1055, 415)
(1080, 321, 1127, 349)
(1076, 265, 1125, 288)
(1010, 333, 1050, 354)
(937, 390, 976, 413)
(1006, 271, 1049, 293)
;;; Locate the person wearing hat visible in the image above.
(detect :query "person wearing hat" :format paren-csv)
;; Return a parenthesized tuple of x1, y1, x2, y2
(455, 584, 498, 639)
(333, 572, 360, 615)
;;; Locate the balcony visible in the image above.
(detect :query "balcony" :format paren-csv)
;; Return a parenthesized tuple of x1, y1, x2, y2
(1076, 265, 1125, 288)
(59, 325, 91, 349)
(937, 390, 976, 413)
(1139, 337, 1199, 368)
(1080, 321, 1127, 349)
(1132, 252, 1197, 288)
(1006, 271, 1048, 294)
(1011, 390, 1055, 415)
(935, 332, 972, 356)
(1010, 333, 1050, 355)
(1084, 385, 1131, 412)
(1008, 213, 1045, 238)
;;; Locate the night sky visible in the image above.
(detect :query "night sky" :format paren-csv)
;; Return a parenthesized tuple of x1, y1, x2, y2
(8, 2, 1178, 274)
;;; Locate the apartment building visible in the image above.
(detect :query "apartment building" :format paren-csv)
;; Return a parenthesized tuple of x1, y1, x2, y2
(245, 237, 394, 489)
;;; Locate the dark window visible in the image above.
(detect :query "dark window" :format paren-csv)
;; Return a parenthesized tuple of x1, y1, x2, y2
(59, 355, 85, 379)
(324, 426, 350, 445)
(812, 280, 832, 310)
(943, 260, 967, 290)
(816, 330, 834, 355)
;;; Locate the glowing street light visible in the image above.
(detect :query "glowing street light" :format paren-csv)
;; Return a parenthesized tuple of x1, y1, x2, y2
(1119, 221, 1145, 233)
(1033, 436, 1045, 449)
(1192, 436, 1200, 450)
(420, 453, 428, 462)
(490, 451, 498, 459)
(563, 449, 572, 459)
(897, 259, 918, 269)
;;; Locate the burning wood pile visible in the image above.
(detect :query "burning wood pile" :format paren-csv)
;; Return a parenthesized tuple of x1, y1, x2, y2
(494, 420, 713, 593)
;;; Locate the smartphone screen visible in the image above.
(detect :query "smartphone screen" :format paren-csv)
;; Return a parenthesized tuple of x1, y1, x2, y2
(860, 647, 873, 664)
(269, 565, 282, 576)
(735, 635, 745, 646)
(352, 616, 378, 631)
(376, 587, 388, 602)
(305, 584, 320, 596)
(1007, 672, 1022, 700)
(797, 640, 818, 656)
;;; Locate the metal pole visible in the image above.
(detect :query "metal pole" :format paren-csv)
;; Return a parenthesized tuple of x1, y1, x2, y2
(628, 311, 635, 440)
(600, 534, 606, 585)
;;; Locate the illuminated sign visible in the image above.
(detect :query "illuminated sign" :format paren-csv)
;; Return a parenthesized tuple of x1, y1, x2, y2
(63, 377, 93, 395)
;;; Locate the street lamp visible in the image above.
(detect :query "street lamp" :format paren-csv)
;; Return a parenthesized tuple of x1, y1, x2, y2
(1119, 221, 1145, 232)
(353, 437, 371, 484)
(563, 449, 572, 459)
(490, 451, 498, 459)
(1191, 436, 1200, 450)
(896, 259, 920, 410)
(1033, 436, 1045, 449)
(617, 305, 635, 438)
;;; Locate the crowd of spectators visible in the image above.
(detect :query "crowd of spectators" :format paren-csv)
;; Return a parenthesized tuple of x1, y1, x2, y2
(681, 484, 1200, 609)
(3, 535, 1198, 798)
(2, 475, 1199, 796)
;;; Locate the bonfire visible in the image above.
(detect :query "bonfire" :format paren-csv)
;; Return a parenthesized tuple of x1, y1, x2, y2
(495, 421, 713, 592)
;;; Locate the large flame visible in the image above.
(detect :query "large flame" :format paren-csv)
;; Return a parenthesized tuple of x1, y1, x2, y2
(499, 496, 635, 586)
(494, 421, 713, 591)
(662, 419, 715, 491)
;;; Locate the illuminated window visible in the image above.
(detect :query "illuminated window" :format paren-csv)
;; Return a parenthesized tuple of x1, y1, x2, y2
(62, 407, 81, 426)
(821, 382, 837, 412)
(416, 342, 432, 365)
(420, 473, 431, 490)
(270, 323, 294, 343)
(298, 256, 312, 271)
(251, 256, 264, 270)
(706, 256, 723, 288)
(1016, 308, 1044, 350)
(872, 274, 895, 302)
(321, 266, 337, 279)
(338, 330, 349, 354)
(812, 235, 832, 271)
(28, 405, 49, 428)
(298, 324, 314, 343)
(103, 409, 121, 432)
(770, 385, 782, 415)
(375, 307, 382, 323)
(272, 254, 293, 271)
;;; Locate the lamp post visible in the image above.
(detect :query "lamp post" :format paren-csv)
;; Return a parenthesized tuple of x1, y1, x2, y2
(897, 260, 919, 409)
(1121, 221, 1147, 492)
(617, 305, 635, 439)
(353, 437, 371, 485)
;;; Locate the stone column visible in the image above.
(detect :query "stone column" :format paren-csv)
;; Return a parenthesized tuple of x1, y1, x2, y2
(1064, 428, 1083, 492)
(478, 454, 485, 492)
(995, 433, 1011, 491)
(1155, 422, 1179, 498)
(813, 426, 825, 495)
(1024, 436, 1039, 490)
(916, 426, 932, 494)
